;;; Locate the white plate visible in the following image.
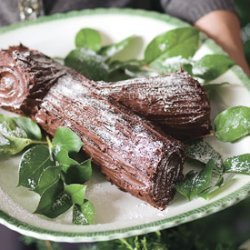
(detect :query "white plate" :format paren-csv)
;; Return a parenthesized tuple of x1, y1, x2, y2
(0, 8, 250, 243)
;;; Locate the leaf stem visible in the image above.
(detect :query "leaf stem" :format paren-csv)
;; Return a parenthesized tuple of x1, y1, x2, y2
(46, 136, 54, 161)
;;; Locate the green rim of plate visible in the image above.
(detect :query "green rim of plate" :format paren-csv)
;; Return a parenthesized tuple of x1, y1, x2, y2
(0, 8, 250, 242)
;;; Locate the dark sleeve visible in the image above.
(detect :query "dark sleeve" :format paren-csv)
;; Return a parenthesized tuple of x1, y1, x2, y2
(0, 0, 20, 27)
(160, 0, 236, 24)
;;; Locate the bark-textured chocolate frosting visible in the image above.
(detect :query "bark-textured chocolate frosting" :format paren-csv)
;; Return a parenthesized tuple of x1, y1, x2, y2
(96, 72, 211, 139)
(0, 45, 185, 209)
(0, 45, 65, 115)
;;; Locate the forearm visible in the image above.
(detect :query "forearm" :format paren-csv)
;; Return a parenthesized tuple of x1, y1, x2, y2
(195, 10, 250, 75)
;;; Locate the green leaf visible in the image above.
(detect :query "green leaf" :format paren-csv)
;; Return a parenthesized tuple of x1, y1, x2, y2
(0, 114, 43, 155)
(0, 116, 30, 155)
(52, 127, 83, 153)
(223, 154, 250, 175)
(34, 166, 61, 195)
(72, 200, 95, 225)
(107, 59, 150, 81)
(214, 106, 250, 142)
(64, 159, 92, 184)
(52, 127, 83, 172)
(0, 136, 31, 156)
(64, 48, 109, 81)
(185, 140, 223, 185)
(13, 116, 42, 140)
(65, 184, 86, 205)
(55, 148, 79, 173)
(144, 27, 199, 63)
(35, 179, 72, 218)
(176, 159, 215, 200)
(81, 200, 95, 224)
(185, 140, 223, 167)
(0, 114, 17, 129)
(150, 56, 192, 74)
(203, 82, 230, 91)
(109, 59, 143, 72)
(18, 145, 54, 190)
(99, 36, 141, 61)
(75, 28, 101, 51)
(191, 54, 234, 80)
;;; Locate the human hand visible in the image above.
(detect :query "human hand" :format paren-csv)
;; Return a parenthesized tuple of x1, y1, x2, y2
(195, 10, 250, 76)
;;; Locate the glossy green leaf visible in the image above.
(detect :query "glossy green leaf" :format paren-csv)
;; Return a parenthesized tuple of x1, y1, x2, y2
(13, 116, 42, 140)
(65, 184, 86, 205)
(150, 56, 191, 74)
(18, 145, 54, 189)
(64, 159, 92, 184)
(52, 127, 83, 172)
(55, 148, 79, 173)
(0, 114, 43, 155)
(0, 116, 30, 155)
(176, 160, 215, 200)
(0, 114, 17, 129)
(64, 48, 109, 81)
(34, 166, 61, 195)
(0, 136, 31, 156)
(35, 180, 72, 218)
(52, 127, 83, 153)
(223, 154, 250, 175)
(99, 36, 141, 61)
(185, 140, 223, 167)
(214, 106, 250, 142)
(191, 54, 234, 80)
(185, 140, 223, 185)
(72, 200, 95, 225)
(107, 59, 150, 81)
(75, 28, 101, 51)
(144, 27, 199, 63)
(108, 59, 143, 72)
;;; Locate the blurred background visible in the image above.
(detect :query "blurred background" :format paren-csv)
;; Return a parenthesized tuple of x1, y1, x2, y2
(0, 0, 250, 249)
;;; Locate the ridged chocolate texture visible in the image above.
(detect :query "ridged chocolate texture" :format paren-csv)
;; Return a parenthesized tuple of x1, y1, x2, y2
(0, 45, 185, 209)
(96, 73, 211, 139)
(0, 45, 66, 115)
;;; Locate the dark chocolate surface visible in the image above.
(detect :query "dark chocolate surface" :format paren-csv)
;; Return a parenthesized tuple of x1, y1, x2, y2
(96, 72, 211, 139)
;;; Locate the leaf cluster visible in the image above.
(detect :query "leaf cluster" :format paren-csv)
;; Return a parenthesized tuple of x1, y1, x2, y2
(65, 28, 147, 81)
(177, 137, 250, 201)
(0, 114, 43, 156)
(65, 27, 235, 83)
(18, 127, 94, 224)
(0, 115, 94, 224)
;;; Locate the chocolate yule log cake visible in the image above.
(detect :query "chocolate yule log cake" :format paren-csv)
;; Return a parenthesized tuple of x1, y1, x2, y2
(96, 72, 211, 139)
(0, 45, 185, 209)
(0, 45, 211, 138)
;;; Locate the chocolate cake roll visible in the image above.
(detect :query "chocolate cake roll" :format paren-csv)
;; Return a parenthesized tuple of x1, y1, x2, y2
(0, 45, 184, 209)
(96, 72, 211, 139)
(0, 46, 211, 139)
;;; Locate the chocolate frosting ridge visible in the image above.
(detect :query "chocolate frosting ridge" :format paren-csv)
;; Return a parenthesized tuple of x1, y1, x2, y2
(96, 72, 211, 139)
